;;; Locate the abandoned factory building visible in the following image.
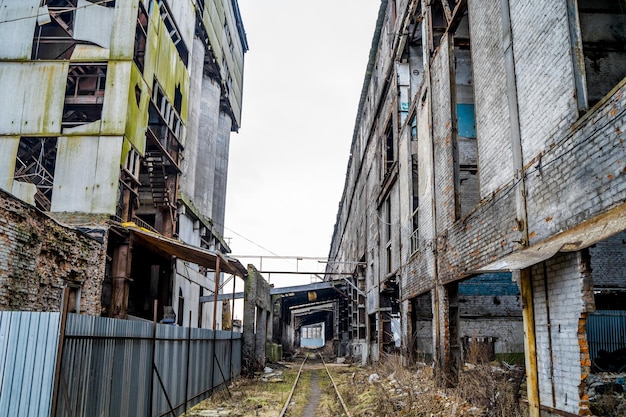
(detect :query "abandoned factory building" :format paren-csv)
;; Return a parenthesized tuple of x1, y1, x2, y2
(0, 0, 248, 327)
(326, 0, 626, 416)
(2, 0, 626, 416)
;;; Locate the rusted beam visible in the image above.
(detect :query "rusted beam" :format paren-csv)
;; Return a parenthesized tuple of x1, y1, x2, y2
(520, 269, 540, 417)
(447, 0, 467, 33)
(440, 0, 452, 23)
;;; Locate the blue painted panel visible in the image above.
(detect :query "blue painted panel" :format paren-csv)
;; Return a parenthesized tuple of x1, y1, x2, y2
(457, 104, 476, 138)
(458, 273, 519, 296)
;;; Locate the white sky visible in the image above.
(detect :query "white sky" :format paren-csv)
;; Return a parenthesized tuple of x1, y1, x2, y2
(224, 0, 381, 289)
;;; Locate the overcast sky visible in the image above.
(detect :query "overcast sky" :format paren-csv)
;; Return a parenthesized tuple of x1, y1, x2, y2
(224, 0, 381, 288)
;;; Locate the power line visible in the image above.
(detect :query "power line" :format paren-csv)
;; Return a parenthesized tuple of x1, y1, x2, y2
(0, 0, 114, 25)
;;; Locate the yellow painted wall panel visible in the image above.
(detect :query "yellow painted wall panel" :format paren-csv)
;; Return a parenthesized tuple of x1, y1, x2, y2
(154, 18, 190, 123)
(163, 0, 195, 56)
(125, 64, 149, 155)
(142, 10, 160, 92)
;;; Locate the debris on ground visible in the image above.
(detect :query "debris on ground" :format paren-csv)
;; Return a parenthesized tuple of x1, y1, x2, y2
(183, 349, 526, 417)
(587, 372, 626, 417)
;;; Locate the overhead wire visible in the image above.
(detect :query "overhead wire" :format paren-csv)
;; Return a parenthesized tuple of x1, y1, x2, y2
(0, 0, 114, 25)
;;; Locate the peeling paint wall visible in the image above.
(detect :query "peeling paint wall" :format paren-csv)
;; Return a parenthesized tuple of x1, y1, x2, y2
(328, 1, 626, 410)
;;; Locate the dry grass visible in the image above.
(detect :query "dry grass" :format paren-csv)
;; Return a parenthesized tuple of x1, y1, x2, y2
(183, 346, 524, 417)
(329, 351, 524, 417)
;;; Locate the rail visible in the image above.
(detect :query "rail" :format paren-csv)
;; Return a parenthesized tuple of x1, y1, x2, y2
(279, 351, 352, 417)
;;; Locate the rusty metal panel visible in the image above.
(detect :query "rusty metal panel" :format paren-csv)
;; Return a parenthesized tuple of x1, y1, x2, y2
(0, 62, 67, 136)
(0, 137, 19, 192)
(0, 0, 40, 60)
(51, 136, 122, 214)
(0, 312, 61, 417)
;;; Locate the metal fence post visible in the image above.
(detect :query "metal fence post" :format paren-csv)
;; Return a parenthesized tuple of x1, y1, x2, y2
(50, 287, 70, 417)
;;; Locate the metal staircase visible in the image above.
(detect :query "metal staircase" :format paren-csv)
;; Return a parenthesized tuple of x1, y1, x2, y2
(144, 151, 169, 208)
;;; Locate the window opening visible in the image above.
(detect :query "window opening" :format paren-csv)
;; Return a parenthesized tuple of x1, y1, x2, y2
(152, 0, 189, 66)
(14, 137, 58, 211)
(576, 0, 626, 108)
(63, 64, 107, 127)
(177, 288, 184, 326)
(452, 13, 479, 219)
(383, 121, 396, 175)
(411, 154, 420, 254)
(32, 0, 78, 59)
(134, 2, 149, 72)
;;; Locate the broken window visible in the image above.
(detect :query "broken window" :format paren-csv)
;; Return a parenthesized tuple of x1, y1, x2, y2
(63, 64, 107, 127)
(575, 0, 626, 109)
(116, 146, 141, 222)
(383, 120, 396, 176)
(411, 154, 419, 254)
(150, 0, 189, 66)
(148, 80, 183, 161)
(14, 137, 58, 211)
(134, 2, 149, 72)
(32, 0, 78, 59)
(33, 0, 115, 60)
(452, 11, 479, 219)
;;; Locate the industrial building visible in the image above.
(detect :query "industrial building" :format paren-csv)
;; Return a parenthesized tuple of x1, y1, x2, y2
(326, 0, 626, 416)
(0, 0, 248, 327)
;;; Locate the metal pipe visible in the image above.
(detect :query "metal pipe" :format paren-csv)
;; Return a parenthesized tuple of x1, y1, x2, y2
(184, 311, 191, 414)
(149, 299, 158, 417)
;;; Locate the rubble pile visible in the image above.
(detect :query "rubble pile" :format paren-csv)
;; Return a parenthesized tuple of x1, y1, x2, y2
(587, 373, 626, 417)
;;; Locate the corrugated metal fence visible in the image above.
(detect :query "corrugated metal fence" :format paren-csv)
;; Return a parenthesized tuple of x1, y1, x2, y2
(0, 311, 241, 417)
(587, 310, 626, 362)
(0, 312, 60, 417)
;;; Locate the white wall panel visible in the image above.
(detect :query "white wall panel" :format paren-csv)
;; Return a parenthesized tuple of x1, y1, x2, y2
(51, 136, 122, 214)
(0, 137, 18, 192)
(0, 0, 39, 60)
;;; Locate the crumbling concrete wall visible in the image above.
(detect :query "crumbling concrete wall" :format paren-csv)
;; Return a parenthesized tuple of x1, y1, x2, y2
(242, 265, 272, 373)
(0, 189, 106, 314)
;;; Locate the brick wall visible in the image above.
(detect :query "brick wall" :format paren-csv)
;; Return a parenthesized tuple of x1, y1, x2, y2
(526, 81, 626, 245)
(590, 230, 626, 289)
(510, 0, 578, 162)
(468, 0, 513, 197)
(531, 251, 591, 415)
(0, 189, 106, 315)
(431, 34, 457, 231)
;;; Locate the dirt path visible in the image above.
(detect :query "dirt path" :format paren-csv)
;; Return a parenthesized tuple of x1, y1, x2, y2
(301, 370, 321, 417)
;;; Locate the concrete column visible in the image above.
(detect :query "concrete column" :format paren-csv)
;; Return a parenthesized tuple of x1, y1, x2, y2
(212, 112, 232, 236)
(194, 77, 221, 218)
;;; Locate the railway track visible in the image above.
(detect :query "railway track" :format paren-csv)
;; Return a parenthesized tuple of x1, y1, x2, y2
(279, 351, 352, 417)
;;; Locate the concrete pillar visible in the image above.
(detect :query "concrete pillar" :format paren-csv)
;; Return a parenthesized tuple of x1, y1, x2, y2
(212, 112, 232, 236)
(193, 76, 221, 218)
